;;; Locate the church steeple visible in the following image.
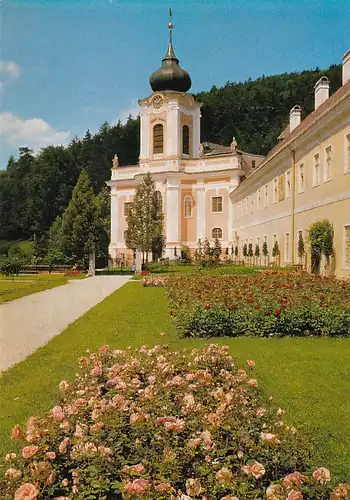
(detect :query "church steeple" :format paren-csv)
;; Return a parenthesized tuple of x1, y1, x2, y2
(149, 9, 192, 93)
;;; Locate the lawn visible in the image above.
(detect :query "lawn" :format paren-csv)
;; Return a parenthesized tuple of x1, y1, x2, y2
(0, 283, 349, 482)
(0, 273, 86, 303)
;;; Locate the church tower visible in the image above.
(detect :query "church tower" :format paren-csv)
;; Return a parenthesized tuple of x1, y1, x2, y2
(138, 12, 201, 167)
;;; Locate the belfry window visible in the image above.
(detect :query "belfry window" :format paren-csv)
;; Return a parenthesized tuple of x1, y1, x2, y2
(183, 125, 190, 155)
(184, 196, 193, 218)
(153, 124, 164, 154)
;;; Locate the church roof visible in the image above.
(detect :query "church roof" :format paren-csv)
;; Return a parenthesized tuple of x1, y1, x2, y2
(149, 12, 191, 93)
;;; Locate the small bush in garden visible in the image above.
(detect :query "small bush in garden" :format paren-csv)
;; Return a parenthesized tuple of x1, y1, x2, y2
(167, 273, 350, 338)
(1, 344, 347, 499)
(141, 276, 167, 287)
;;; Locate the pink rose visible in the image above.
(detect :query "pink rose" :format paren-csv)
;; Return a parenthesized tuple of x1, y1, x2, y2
(99, 344, 110, 355)
(237, 369, 247, 379)
(11, 425, 22, 441)
(312, 467, 331, 484)
(260, 432, 280, 445)
(61, 478, 69, 487)
(155, 483, 174, 492)
(122, 478, 150, 496)
(51, 406, 65, 422)
(283, 472, 308, 488)
(186, 478, 202, 497)
(58, 437, 69, 454)
(133, 463, 145, 474)
(247, 359, 255, 367)
(241, 460, 265, 479)
(5, 452, 17, 461)
(59, 380, 69, 392)
(247, 379, 258, 387)
(22, 445, 39, 459)
(45, 452, 56, 460)
(256, 408, 266, 416)
(91, 363, 103, 376)
(14, 483, 38, 500)
(5, 468, 22, 481)
(330, 484, 349, 499)
(216, 467, 233, 483)
(188, 438, 201, 448)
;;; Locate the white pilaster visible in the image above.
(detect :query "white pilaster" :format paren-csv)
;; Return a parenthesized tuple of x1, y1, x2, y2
(228, 176, 240, 245)
(139, 109, 149, 160)
(196, 181, 205, 242)
(165, 178, 180, 256)
(167, 104, 180, 157)
(109, 186, 118, 261)
(193, 107, 201, 157)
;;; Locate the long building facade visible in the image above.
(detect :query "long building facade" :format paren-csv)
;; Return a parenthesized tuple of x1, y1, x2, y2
(108, 19, 350, 278)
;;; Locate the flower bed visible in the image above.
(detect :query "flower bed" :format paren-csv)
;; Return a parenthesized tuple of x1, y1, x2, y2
(1, 344, 347, 499)
(167, 274, 350, 338)
(141, 276, 167, 287)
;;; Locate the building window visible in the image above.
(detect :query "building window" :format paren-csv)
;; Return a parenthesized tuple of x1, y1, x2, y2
(153, 124, 164, 154)
(345, 225, 350, 268)
(285, 232, 290, 262)
(264, 184, 268, 207)
(313, 153, 320, 186)
(345, 134, 350, 173)
(124, 202, 133, 217)
(184, 195, 193, 218)
(257, 189, 261, 211)
(324, 145, 332, 181)
(250, 195, 254, 214)
(273, 178, 278, 203)
(182, 125, 190, 155)
(212, 227, 223, 239)
(212, 196, 223, 213)
(286, 170, 291, 198)
(252, 160, 256, 168)
(298, 163, 305, 193)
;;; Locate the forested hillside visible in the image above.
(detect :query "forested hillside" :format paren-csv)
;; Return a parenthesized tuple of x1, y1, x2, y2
(0, 64, 342, 242)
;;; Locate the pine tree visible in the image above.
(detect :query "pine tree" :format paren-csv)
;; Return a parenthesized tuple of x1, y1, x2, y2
(125, 173, 164, 264)
(255, 244, 260, 265)
(243, 243, 248, 257)
(297, 232, 305, 263)
(213, 238, 222, 262)
(272, 240, 280, 265)
(203, 238, 211, 261)
(61, 169, 99, 268)
(234, 245, 239, 261)
(262, 241, 268, 265)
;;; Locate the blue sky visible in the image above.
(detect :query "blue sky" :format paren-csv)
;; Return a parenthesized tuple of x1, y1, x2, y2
(0, 0, 349, 168)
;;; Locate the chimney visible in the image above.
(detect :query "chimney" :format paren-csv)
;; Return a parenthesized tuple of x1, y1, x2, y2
(289, 105, 301, 133)
(314, 76, 330, 109)
(343, 49, 350, 85)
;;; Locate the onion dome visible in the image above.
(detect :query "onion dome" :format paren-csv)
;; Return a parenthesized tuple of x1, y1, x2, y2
(149, 10, 191, 93)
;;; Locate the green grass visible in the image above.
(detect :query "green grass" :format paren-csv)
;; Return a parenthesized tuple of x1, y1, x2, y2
(1, 283, 349, 481)
(0, 273, 86, 303)
(0, 239, 34, 260)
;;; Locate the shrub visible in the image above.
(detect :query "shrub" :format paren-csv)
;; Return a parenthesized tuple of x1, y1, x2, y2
(2, 344, 346, 499)
(141, 276, 167, 287)
(167, 274, 350, 338)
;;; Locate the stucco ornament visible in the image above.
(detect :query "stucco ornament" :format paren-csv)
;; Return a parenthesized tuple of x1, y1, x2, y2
(198, 143, 204, 157)
(152, 94, 163, 110)
(230, 136, 238, 153)
(112, 154, 119, 169)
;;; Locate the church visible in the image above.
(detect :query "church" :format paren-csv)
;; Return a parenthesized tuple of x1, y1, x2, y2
(107, 16, 264, 263)
(108, 17, 350, 279)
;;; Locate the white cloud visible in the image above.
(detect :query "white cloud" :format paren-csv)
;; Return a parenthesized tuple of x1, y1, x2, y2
(118, 99, 140, 123)
(0, 112, 70, 150)
(0, 60, 21, 80)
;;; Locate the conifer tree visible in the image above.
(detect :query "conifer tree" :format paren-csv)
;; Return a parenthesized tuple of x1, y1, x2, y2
(272, 240, 280, 265)
(125, 172, 164, 264)
(262, 240, 268, 265)
(297, 232, 305, 263)
(234, 244, 239, 261)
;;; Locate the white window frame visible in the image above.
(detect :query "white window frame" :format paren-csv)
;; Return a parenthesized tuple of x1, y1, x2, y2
(345, 133, 350, 174)
(257, 189, 261, 211)
(324, 144, 332, 182)
(285, 232, 290, 263)
(298, 163, 305, 193)
(184, 195, 193, 218)
(123, 202, 133, 217)
(211, 195, 223, 213)
(285, 169, 291, 198)
(212, 227, 223, 240)
(273, 178, 278, 204)
(313, 152, 320, 187)
(344, 223, 350, 270)
(264, 184, 268, 207)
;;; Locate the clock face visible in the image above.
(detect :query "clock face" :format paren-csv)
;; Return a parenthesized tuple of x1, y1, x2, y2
(152, 95, 163, 110)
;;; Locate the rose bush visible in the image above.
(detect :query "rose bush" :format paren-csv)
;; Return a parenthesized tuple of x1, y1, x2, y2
(141, 276, 167, 288)
(166, 274, 350, 338)
(1, 344, 348, 499)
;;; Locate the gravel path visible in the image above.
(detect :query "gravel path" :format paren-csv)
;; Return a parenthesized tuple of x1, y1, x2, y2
(0, 276, 130, 372)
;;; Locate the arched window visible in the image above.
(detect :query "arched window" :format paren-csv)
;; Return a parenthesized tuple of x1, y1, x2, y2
(153, 124, 164, 154)
(212, 228, 223, 239)
(184, 196, 193, 218)
(155, 190, 162, 210)
(183, 125, 190, 155)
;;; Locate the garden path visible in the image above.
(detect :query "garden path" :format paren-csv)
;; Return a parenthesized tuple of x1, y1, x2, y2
(0, 276, 130, 372)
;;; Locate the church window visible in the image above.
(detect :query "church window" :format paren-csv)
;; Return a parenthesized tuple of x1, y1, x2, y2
(252, 160, 256, 168)
(285, 232, 290, 262)
(212, 227, 223, 239)
(273, 178, 278, 203)
(298, 163, 305, 193)
(153, 124, 164, 154)
(324, 146, 332, 181)
(286, 170, 291, 198)
(313, 153, 320, 187)
(183, 125, 190, 155)
(345, 134, 350, 173)
(124, 202, 133, 217)
(184, 196, 193, 218)
(345, 225, 350, 268)
(212, 196, 223, 213)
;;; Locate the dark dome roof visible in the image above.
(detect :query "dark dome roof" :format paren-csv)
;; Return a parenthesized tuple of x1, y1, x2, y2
(149, 24, 191, 93)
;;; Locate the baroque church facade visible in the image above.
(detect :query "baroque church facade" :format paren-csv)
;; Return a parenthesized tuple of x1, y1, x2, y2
(108, 19, 350, 279)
